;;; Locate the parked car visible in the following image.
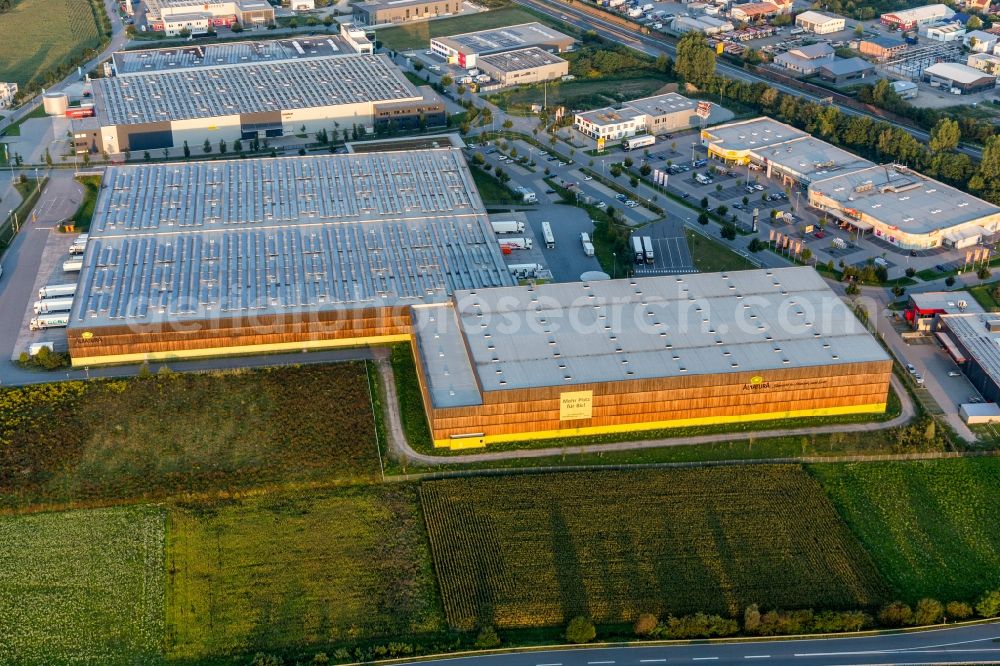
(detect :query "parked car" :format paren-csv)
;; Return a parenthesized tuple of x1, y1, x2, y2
(754, 184, 765, 191)
(914, 373, 924, 385)
(906, 364, 916, 374)
(948, 371, 961, 377)
(814, 230, 825, 239)
(583, 175, 593, 181)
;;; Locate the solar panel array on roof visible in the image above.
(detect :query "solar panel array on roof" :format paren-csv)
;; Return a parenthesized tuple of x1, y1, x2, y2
(70, 149, 514, 327)
(94, 54, 418, 126)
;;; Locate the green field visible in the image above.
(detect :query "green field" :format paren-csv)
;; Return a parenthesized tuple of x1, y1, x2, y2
(0, 0, 104, 92)
(0, 505, 165, 665)
(0, 363, 380, 510)
(376, 7, 543, 51)
(811, 459, 1000, 603)
(166, 485, 444, 660)
(686, 229, 756, 272)
(70, 175, 101, 230)
(421, 467, 889, 631)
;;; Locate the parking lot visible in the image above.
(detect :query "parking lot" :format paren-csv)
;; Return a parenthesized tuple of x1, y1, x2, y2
(633, 219, 695, 276)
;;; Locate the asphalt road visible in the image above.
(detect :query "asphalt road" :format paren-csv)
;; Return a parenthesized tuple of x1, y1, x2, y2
(396, 622, 1000, 666)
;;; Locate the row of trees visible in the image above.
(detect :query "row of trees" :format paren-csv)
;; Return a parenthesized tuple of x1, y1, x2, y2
(674, 33, 1000, 205)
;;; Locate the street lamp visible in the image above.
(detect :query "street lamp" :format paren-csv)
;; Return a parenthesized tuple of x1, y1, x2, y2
(612, 252, 617, 279)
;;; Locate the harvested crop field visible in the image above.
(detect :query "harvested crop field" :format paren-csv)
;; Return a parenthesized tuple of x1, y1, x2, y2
(0, 505, 165, 665)
(421, 466, 889, 630)
(166, 485, 444, 660)
(0, 363, 380, 510)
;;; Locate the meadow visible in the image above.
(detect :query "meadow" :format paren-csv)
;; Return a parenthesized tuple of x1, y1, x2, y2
(0, 0, 105, 92)
(421, 466, 889, 631)
(0, 363, 380, 510)
(811, 458, 1000, 603)
(166, 485, 444, 661)
(0, 505, 165, 665)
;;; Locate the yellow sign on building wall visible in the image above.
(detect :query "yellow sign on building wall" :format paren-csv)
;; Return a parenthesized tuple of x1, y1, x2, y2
(559, 390, 593, 421)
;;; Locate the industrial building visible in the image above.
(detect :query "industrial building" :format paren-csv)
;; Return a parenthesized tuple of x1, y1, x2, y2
(729, 2, 781, 22)
(903, 291, 983, 331)
(794, 10, 846, 34)
(702, 117, 872, 186)
(935, 313, 1000, 404)
(574, 92, 702, 142)
(774, 43, 835, 76)
(880, 4, 954, 30)
(968, 52, 1000, 75)
(809, 164, 1000, 249)
(412, 267, 892, 448)
(921, 21, 966, 41)
(429, 23, 575, 68)
(91, 47, 444, 153)
(352, 0, 461, 25)
(818, 57, 876, 84)
(671, 14, 735, 34)
(703, 117, 1000, 249)
(476, 47, 569, 86)
(145, 0, 275, 34)
(964, 30, 999, 52)
(923, 61, 997, 93)
(858, 36, 908, 61)
(66, 149, 514, 366)
(891, 80, 919, 98)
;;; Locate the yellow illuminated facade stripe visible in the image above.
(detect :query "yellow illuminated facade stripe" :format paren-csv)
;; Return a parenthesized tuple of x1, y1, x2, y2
(434, 403, 888, 449)
(69, 334, 412, 367)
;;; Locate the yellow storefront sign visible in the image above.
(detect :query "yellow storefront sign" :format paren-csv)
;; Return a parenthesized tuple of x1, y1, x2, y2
(559, 390, 593, 421)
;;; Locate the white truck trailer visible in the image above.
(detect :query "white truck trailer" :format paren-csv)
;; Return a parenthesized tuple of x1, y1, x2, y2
(63, 258, 83, 272)
(632, 236, 645, 263)
(29, 313, 70, 331)
(38, 283, 77, 299)
(492, 220, 525, 234)
(641, 236, 655, 264)
(499, 237, 533, 250)
(508, 263, 544, 279)
(33, 297, 74, 314)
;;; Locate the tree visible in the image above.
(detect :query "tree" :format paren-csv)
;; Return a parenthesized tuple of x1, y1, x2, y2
(979, 267, 992, 280)
(144, 151, 151, 162)
(440, 75, 453, 86)
(565, 616, 596, 644)
(721, 223, 736, 240)
(640, 164, 652, 177)
(234, 139, 243, 153)
(914, 598, 944, 625)
(231, 21, 243, 32)
(44, 147, 52, 167)
(183, 141, 190, 158)
(801, 247, 812, 263)
(845, 282, 860, 296)
(218, 139, 227, 154)
(623, 157, 634, 169)
(472, 151, 485, 165)
(700, 196, 709, 209)
(892, 284, 906, 298)
(854, 23, 864, 37)
(717, 204, 728, 216)
(203, 139, 212, 154)
(929, 118, 961, 154)
(456, 85, 466, 95)
(905, 267, 916, 278)
(634, 613, 658, 636)
(502, 119, 513, 130)
(976, 590, 1000, 618)
(945, 275, 956, 287)
(698, 212, 709, 225)
(742, 195, 749, 206)
(82, 152, 92, 166)
(968, 14, 983, 29)
(630, 175, 639, 188)
(675, 32, 716, 85)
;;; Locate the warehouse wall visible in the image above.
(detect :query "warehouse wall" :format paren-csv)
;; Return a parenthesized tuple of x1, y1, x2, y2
(423, 360, 892, 447)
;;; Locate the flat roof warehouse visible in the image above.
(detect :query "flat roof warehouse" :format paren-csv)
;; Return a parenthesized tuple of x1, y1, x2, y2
(70, 149, 512, 333)
(416, 268, 889, 407)
(432, 22, 574, 55)
(93, 53, 417, 126)
(111, 37, 358, 74)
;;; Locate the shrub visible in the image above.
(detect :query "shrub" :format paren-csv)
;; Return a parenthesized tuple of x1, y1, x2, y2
(249, 654, 283, 666)
(634, 613, 658, 636)
(976, 590, 1000, 618)
(475, 626, 501, 649)
(661, 613, 739, 639)
(878, 601, 914, 627)
(914, 598, 944, 625)
(566, 616, 596, 644)
(811, 610, 870, 633)
(744, 604, 761, 633)
(946, 601, 973, 620)
(756, 609, 814, 636)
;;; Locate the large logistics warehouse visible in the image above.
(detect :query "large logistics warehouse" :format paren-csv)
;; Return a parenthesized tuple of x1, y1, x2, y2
(92, 46, 443, 153)
(412, 267, 892, 448)
(703, 117, 1000, 249)
(429, 23, 574, 68)
(66, 149, 514, 365)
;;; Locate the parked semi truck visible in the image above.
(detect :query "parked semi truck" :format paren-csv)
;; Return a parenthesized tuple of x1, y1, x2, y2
(492, 220, 525, 234)
(68, 233, 89, 255)
(38, 283, 77, 299)
(641, 236, 655, 264)
(63, 258, 83, 272)
(632, 236, 645, 263)
(499, 237, 533, 250)
(30, 313, 70, 331)
(33, 297, 74, 315)
(508, 263, 543, 279)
